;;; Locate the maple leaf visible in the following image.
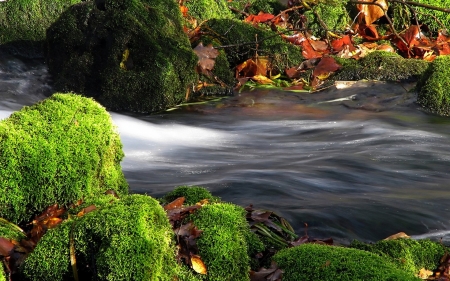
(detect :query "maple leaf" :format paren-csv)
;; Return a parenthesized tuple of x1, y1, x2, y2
(193, 43, 219, 72)
(356, 0, 388, 25)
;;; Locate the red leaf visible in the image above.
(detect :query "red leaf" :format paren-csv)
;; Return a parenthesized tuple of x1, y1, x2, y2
(331, 35, 355, 53)
(164, 197, 186, 211)
(313, 57, 341, 79)
(245, 12, 274, 24)
(301, 39, 322, 59)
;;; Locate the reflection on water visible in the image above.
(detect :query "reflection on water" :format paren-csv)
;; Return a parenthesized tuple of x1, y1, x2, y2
(2, 52, 450, 244)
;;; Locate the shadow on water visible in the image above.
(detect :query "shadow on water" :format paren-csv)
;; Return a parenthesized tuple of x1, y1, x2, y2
(2, 52, 450, 244)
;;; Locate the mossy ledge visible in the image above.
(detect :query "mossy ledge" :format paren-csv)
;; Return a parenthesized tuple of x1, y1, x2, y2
(0, 93, 128, 224)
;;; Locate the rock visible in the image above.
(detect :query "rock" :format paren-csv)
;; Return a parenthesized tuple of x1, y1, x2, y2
(0, 93, 128, 224)
(0, 0, 80, 57)
(416, 55, 450, 116)
(46, 0, 198, 113)
(273, 243, 420, 281)
(21, 194, 178, 281)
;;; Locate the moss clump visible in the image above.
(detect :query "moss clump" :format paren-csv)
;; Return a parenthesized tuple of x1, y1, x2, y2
(274, 243, 420, 281)
(47, 0, 198, 113)
(21, 194, 177, 281)
(0, 0, 80, 53)
(0, 93, 127, 224)
(350, 238, 446, 275)
(198, 19, 303, 73)
(334, 51, 429, 81)
(0, 266, 5, 281)
(0, 219, 26, 242)
(161, 186, 221, 206)
(185, 202, 263, 281)
(393, 0, 450, 35)
(416, 55, 450, 116)
(304, 1, 350, 37)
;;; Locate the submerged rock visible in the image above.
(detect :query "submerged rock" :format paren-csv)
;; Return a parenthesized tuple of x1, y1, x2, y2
(416, 55, 450, 116)
(46, 0, 198, 113)
(0, 93, 127, 224)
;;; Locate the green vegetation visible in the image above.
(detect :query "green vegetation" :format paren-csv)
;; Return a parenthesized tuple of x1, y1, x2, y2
(0, 0, 80, 55)
(350, 238, 446, 275)
(416, 55, 450, 116)
(21, 194, 178, 281)
(0, 218, 26, 241)
(273, 243, 420, 281)
(0, 93, 127, 224)
(304, 0, 351, 37)
(0, 266, 5, 281)
(161, 185, 221, 205)
(47, 0, 198, 113)
(198, 18, 303, 73)
(185, 202, 264, 281)
(393, 0, 450, 34)
(334, 51, 429, 81)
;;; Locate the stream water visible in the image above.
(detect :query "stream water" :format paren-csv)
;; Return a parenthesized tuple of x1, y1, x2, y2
(2, 50, 450, 244)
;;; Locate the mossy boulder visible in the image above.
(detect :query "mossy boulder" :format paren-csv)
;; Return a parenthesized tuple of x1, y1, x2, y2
(350, 238, 446, 275)
(0, 0, 80, 56)
(181, 202, 264, 281)
(0, 93, 127, 224)
(273, 243, 420, 281)
(161, 185, 221, 205)
(21, 194, 177, 281)
(304, 0, 351, 38)
(198, 18, 303, 73)
(46, 0, 198, 113)
(334, 51, 429, 81)
(416, 55, 450, 116)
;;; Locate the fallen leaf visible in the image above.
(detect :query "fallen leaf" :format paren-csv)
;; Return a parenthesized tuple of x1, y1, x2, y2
(312, 57, 341, 80)
(417, 268, 433, 279)
(77, 205, 97, 217)
(191, 254, 207, 274)
(252, 75, 274, 85)
(356, 0, 388, 25)
(164, 197, 186, 211)
(0, 237, 14, 257)
(383, 232, 410, 240)
(245, 12, 275, 24)
(193, 43, 220, 72)
(236, 59, 258, 78)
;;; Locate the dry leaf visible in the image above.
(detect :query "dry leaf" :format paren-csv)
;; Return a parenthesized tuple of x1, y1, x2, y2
(417, 268, 433, 279)
(383, 232, 410, 240)
(191, 254, 207, 274)
(193, 43, 219, 71)
(356, 0, 388, 25)
(164, 197, 186, 211)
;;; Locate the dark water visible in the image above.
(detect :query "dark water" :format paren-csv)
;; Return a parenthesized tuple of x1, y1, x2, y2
(2, 51, 450, 244)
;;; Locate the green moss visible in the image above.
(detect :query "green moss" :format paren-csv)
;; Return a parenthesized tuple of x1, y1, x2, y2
(416, 55, 450, 116)
(0, 266, 5, 281)
(0, 219, 26, 241)
(0, 93, 127, 224)
(304, 1, 350, 37)
(351, 238, 446, 275)
(187, 203, 261, 281)
(47, 0, 198, 113)
(198, 18, 303, 72)
(161, 186, 221, 206)
(334, 51, 429, 81)
(274, 243, 420, 281)
(21, 194, 178, 281)
(0, 0, 80, 45)
(392, 0, 450, 34)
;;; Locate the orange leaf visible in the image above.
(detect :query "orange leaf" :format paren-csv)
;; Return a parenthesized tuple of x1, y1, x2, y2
(331, 35, 355, 53)
(191, 255, 207, 274)
(255, 55, 270, 76)
(45, 217, 63, 229)
(356, 0, 388, 25)
(236, 59, 258, 78)
(252, 74, 274, 84)
(180, 5, 188, 17)
(301, 39, 322, 59)
(164, 197, 186, 211)
(244, 12, 274, 23)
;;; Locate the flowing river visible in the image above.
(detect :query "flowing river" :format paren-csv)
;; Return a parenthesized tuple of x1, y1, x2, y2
(2, 50, 450, 244)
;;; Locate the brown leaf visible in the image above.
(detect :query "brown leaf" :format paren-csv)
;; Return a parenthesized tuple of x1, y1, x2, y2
(77, 205, 97, 217)
(383, 232, 410, 240)
(193, 43, 219, 71)
(356, 0, 388, 25)
(250, 261, 283, 281)
(0, 237, 14, 257)
(245, 12, 275, 24)
(191, 254, 207, 274)
(236, 59, 258, 78)
(313, 57, 341, 80)
(331, 35, 355, 53)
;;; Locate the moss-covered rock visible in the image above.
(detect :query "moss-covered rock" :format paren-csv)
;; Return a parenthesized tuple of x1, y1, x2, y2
(350, 238, 446, 275)
(273, 243, 420, 281)
(0, 0, 80, 56)
(197, 18, 303, 73)
(304, 0, 350, 38)
(161, 185, 221, 205)
(21, 194, 177, 281)
(334, 51, 429, 81)
(393, 0, 450, 34)
(46, 0, 198, 113)
(416, 55, 450, 116)
(182, 202, 263, 281)
(0, 93, 127, 224)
